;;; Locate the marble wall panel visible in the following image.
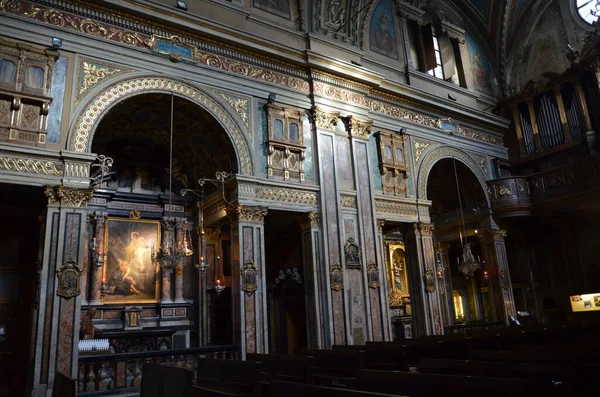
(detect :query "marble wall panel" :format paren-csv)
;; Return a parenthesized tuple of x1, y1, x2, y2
(336, 136, 355, 191)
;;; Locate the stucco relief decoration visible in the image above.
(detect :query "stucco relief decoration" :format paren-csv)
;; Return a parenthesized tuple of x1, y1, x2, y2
(341, 196, 357, 208)
(348, 115, 373, 140)
(375, 201, 419, 217)
(76, 59, 133, 105)
(312, 107, 340, 131)
(241, 261, 258, 295)
(56, 259, 82, 299)
(216, 91, 250, 131)
(0, 155, 63, 176)
(330, 263, 343, 291)
(313, 81, 368, 107)
(314, 0, 361, 45)
(252, 187, 318, 205)
(413, 139, 431, 164)
(344, 237, 362, 270)
(367, 263, 380, 289)
(45, 186, 93, 207)
(68, 76, 253, 175)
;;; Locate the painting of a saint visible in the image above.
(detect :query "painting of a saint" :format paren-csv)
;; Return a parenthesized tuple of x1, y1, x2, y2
(253, 0, 290, 19)
(370, 0, 397, 59)
(466, 34, 494, 94)
(103, 218, 160, 303)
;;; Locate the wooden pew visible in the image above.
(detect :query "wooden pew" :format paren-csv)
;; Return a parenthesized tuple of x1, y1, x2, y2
(246, 353, 311, 388)
(295, 349, 363, 386)
(352, 369, 567, 397)
(191, 358, 260, 397)
(52, 372, 76, 397)
(267, 380, 404, 397)
(140, 363, 193, 397)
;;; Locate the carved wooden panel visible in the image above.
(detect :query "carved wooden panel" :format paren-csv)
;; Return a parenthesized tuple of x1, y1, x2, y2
(376, 131, 409, 197)
(266, 104, 306, 182)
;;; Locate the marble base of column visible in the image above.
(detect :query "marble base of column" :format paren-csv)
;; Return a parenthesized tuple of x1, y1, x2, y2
(161, 269, 173, 304)
(174, 265, 185, 303)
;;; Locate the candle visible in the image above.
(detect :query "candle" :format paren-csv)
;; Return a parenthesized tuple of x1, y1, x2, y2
(102, 278, 106, 284)
(216, 279, 221, 285)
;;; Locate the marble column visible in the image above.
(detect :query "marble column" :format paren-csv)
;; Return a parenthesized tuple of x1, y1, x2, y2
(89, 211, 108, 305)
(174, 217, 186, 303)
(479, 229, 516, 325)
(404, 223, 443, 336)
(32, 186, 93, 397)
(376, 220, 392, 341)
(435, 242, 453, 327)
(160, 217, 176, 304)
(298, 212, 326, 349)
(230, 205, 268, 358)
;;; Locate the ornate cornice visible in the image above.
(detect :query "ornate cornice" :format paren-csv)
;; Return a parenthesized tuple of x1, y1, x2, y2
(45, 185, 93, 207)
(298, 212, 321, 229)
(312, 107, 339, 131)
(347, 116, 372, 140)
(234, 205, 268, 223)
(237, 184, 319, 206)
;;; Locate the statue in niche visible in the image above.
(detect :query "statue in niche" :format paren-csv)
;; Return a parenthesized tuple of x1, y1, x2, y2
(326, 0, 346, 28)
(393, 261, 404, 292)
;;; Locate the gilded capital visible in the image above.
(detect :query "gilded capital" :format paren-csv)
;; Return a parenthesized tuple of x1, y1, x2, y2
(347, 115, 372, 140)
(298, 212, 321, 229)
(235, 205, 268, 223)
(312, 106, 339, 131)
(162, 217, 177, 230)
(175, 217, 187, 230)
(45, 185, 94, 207)
(377, 220, 385, 233)
(407, 222, 434, 236)
(480, 229, 507, 242)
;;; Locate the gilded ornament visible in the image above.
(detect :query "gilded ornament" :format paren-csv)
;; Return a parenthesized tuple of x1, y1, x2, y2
(77, 60, 130, 103)
(254, 187, 318, 205)
(203, 227, 220, 242)
(0, 155, 63, 176)
(413, 140, 431, 163)
(69, 76, 252, 175)
(498, 184, 513, 196)
(341, 196, 357, 208)
(312, 107, 339, 131)
(129, 210, 141, 219)
(298, 212, 321, 229)
(375, 202, 419, 216)
(235, 205, 268, 223)
(56, 186, 94, 207)
(56, 259, 82, 299)
(241, 261, 258, 295)
(330, 263, 343, 291)
(347, 115, 372, 139)
(367, 263, 380, 289)
(218, 92, 249, 130)
(423, 269, 436, 293)
(376, 220, 385, 232)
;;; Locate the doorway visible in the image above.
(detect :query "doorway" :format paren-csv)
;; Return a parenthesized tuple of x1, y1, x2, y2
(264, 210, 306, 354)
(0, 184, 45, 396)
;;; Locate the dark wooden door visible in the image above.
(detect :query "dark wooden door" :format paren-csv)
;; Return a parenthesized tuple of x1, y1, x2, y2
(0, 185, 44, 396)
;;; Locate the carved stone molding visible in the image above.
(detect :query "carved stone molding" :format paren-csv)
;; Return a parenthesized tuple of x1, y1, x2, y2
(407, 222, 434, 237)
(375, 201, 419, 216)
(68, 76, 253, 175)
(76, 58, 134, 105)
(0, 154, 63, 176)
(238, 184, 319, 206)
(235, 205, 268, 223)
(417, 146, 490, 204)
(45, 185, 94, 207)
(212, 89, 250, 132)
(161, 217, 177, 231)
(347, 115, 373, 140)
(298, 212, 321, 229)
(312, 106, 339, 131)
(90, 211, 108, 226)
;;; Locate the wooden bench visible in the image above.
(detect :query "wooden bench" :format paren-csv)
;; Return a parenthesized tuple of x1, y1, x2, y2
(352, 368, 566, 397)
(267, 380, 403, 397)
(192, 358, 260, 397)
(140, 363, 193, 397)
(295, 349, 363, 386)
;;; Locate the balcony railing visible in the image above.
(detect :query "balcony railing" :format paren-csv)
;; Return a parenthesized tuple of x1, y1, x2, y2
(487, 153, 600, 217)
(77, 344, 239, 395)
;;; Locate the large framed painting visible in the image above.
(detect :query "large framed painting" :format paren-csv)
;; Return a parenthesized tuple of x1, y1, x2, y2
(102, 218, 160, 304)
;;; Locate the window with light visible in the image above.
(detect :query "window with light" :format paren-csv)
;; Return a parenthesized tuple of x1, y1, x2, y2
(577, 0, 600, 24)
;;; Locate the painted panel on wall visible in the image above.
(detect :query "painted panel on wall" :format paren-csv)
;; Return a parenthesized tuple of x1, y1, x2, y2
(466, 33, 494, 94)
(303, 114, 314, 181)
(253, 0, 291, 19)
(370, 0, 398, 59)
(47, 56, 67, 144)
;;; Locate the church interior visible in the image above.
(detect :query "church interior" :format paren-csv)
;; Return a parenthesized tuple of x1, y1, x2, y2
(1, 0, 600, 396)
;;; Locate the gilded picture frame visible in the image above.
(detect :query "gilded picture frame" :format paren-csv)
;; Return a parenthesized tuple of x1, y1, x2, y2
(241, 261, 258, 295)
(102, 218, 161, 304)
(56, 259, 82, 299)
(330, 263, 343, 291)
(367, 262, 380, 289)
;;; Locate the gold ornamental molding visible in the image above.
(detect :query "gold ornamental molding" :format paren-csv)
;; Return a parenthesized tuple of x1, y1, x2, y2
(413, 139, 432, 164)
(0, 154, 63, 176)
(341, 196, 357, 208)
(416, 146, 491, 204)
(211, 90, 250, 132)
(298, 212, 321, 229)
(375, 201, 419, 217)
(348, 116, 372, 140)
(238, 183, 319, 206)
(45, 185, 94, 207)
(68, 76, 253, 175)
(76, 58, 135, 105)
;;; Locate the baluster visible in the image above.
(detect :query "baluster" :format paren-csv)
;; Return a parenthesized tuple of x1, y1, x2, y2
(133, 361, 143, 388)
(127, 361, 135, 388)
(97, 363, 110, 391)
(86, 364, 96, 392)
(78, 363, 85, 393)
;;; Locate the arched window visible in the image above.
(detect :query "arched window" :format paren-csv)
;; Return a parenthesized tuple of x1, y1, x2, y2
(25, 66, 44, 89)
(576, 0, 600, 24)
(0, 59, 16, 84)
